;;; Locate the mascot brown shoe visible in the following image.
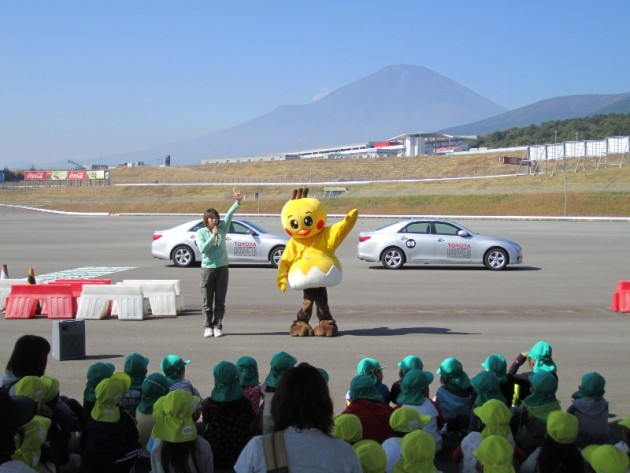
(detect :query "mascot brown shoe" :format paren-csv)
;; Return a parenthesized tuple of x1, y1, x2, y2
(313, 319, 338, 337)
(290, 320, 314, 337)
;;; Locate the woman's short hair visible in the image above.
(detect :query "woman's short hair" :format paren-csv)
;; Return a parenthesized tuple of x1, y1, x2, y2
(203, 208, 220, 228)
(271, 362, 333, 434)
(5, 335, 51, 378)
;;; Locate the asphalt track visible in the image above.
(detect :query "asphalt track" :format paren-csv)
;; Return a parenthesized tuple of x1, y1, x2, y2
(1, 205, 630, 431)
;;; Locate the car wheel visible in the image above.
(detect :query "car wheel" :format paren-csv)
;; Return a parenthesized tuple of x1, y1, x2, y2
(381, 247, 405, 269)
(484, 247, 508, 270)
(270, 246, 285, 268)
(171, 245, 195, 267)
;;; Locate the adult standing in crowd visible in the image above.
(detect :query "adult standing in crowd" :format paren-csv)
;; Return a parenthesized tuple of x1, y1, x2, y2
(196, 187, 242, 338)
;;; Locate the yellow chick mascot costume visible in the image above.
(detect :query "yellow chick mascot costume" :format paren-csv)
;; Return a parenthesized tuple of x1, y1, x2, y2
(277, 188, 358, 337)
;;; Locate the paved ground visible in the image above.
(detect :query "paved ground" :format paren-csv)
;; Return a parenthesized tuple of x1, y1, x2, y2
(1, 205, 629, 471)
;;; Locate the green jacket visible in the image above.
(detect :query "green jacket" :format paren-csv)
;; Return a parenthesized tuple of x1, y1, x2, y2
(196, 201, 239, 268)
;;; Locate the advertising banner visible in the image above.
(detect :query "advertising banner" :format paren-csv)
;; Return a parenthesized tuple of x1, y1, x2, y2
(24, 171, 52, 181)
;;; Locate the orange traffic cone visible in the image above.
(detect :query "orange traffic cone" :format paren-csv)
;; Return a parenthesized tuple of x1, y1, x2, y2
(27, 267, 42, 315)
(0, 264, 8, 279)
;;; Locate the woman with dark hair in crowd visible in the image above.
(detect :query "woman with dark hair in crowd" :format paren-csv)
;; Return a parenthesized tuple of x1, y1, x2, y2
(1, 335, 51, 394)
(235, 362, 361, 472)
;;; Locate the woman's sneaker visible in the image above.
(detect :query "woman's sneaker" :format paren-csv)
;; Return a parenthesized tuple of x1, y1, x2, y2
(203, 328, 213, 338)
(213, 328, 223, 337)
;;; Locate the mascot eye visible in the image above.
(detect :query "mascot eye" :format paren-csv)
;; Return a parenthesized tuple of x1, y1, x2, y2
(290, 219, 299, 229)
(303, 216, 313, 227)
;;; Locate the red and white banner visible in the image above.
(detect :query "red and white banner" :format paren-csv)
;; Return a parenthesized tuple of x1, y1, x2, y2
(24, 171, 52, 181)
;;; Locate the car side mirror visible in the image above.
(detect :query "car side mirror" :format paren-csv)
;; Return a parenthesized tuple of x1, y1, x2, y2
(457, 230, 469, 237)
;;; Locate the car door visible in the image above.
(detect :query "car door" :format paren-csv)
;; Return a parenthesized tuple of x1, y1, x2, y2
(433, 221, 473, 263)
(398, 221, 435, 262)
(225, 221, 261, 263)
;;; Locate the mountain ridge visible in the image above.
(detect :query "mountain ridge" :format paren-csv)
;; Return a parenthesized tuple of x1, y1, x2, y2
(9, 64, 630, 169)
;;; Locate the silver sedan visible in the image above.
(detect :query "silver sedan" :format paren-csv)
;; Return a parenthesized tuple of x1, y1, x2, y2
(152, 219, 288, 268)
(357, 219, 523, 270)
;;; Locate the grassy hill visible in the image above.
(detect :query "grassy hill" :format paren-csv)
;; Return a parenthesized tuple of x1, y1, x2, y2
(1, 152, 629, 217)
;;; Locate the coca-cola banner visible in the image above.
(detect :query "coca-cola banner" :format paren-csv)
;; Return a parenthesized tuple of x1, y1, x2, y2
(24, 171, 52, 181)
(67, 170, 87, 180)
(24, 170, 108, 181)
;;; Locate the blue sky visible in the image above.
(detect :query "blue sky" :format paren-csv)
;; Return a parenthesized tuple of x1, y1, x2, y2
(2, 1, 629, 168)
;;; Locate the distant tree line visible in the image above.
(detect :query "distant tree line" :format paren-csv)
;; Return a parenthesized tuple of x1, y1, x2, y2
(474, 113, 630, 148)
(1, 168, 24, 181)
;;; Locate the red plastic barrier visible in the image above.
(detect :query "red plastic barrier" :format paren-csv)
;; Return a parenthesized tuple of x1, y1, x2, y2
(617, 280, 630, 313)
(5, 284, 75, 319)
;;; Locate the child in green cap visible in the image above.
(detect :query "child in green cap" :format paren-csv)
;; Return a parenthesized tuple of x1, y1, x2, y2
(260, 351, 297, 434)
(389, 355, 424, 406)
(201, 361, 256, 469)
(382, 407, 431, 473)
(235, 355, 263, 423)
(135, 372, 169, 463)
(341, 374, 394, 443)
(567, 371, 611, 448)
(508, 341, 557, 406)
(121, 352, 149, 418)
(511, 371, 561, 455)
(434, 357, 474, 438)
(81, 362, 115, 428)
(519, 410, 583, 473)
(81, 373, 140, 473)
(150, 390, 213, 473)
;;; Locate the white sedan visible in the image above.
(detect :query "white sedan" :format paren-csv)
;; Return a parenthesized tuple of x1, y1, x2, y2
(357, 219, 523, 270)
(152, 219, 288, 268)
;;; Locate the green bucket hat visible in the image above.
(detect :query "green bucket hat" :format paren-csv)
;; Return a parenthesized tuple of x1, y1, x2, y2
(137, 372, 170, 415)
(471, 371, 505, 407)
(436, 357, 470, 391)
(473, 399, 512, 440)
(572, 371, 605, 401)
(14, 376, 47, 403)
(235, 356, 259, 387)
(91, 372, 131, 423)
(84, 362, 115, 403)
(332, 413, 363, 443)
(124, 353, 150, 389)
(211, 361, 243, 403)
(546, 411, 578, 445)
(389, 406, 431, 433)
(472, 435, 515, 473)
(349, 374, 383, 403)
(583, 444, 629, 473)
(152, 390, 200, 443)
(397, 355, 424, 375)
(357, 357, 387, 380)
(40, 376, 60, 403)
(264, 351, 297, 388)
(353, 439, 387, 473)
(161, 354, 190, 384)
(397, 369, 434, 406)
(481, 354, 508, 383)
(393, 430, 437, 473)
(528, 341, 556, 374)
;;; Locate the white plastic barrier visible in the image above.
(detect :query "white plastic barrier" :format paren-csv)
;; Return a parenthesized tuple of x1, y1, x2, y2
(120, 279, 183, 315)
(77, 284, 145, 321)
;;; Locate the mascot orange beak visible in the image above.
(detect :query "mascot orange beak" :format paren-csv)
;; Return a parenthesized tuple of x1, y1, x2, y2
(298, 229, 311, 236)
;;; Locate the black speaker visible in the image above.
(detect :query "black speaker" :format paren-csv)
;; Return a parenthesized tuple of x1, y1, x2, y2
(52, 320, 86, 361)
